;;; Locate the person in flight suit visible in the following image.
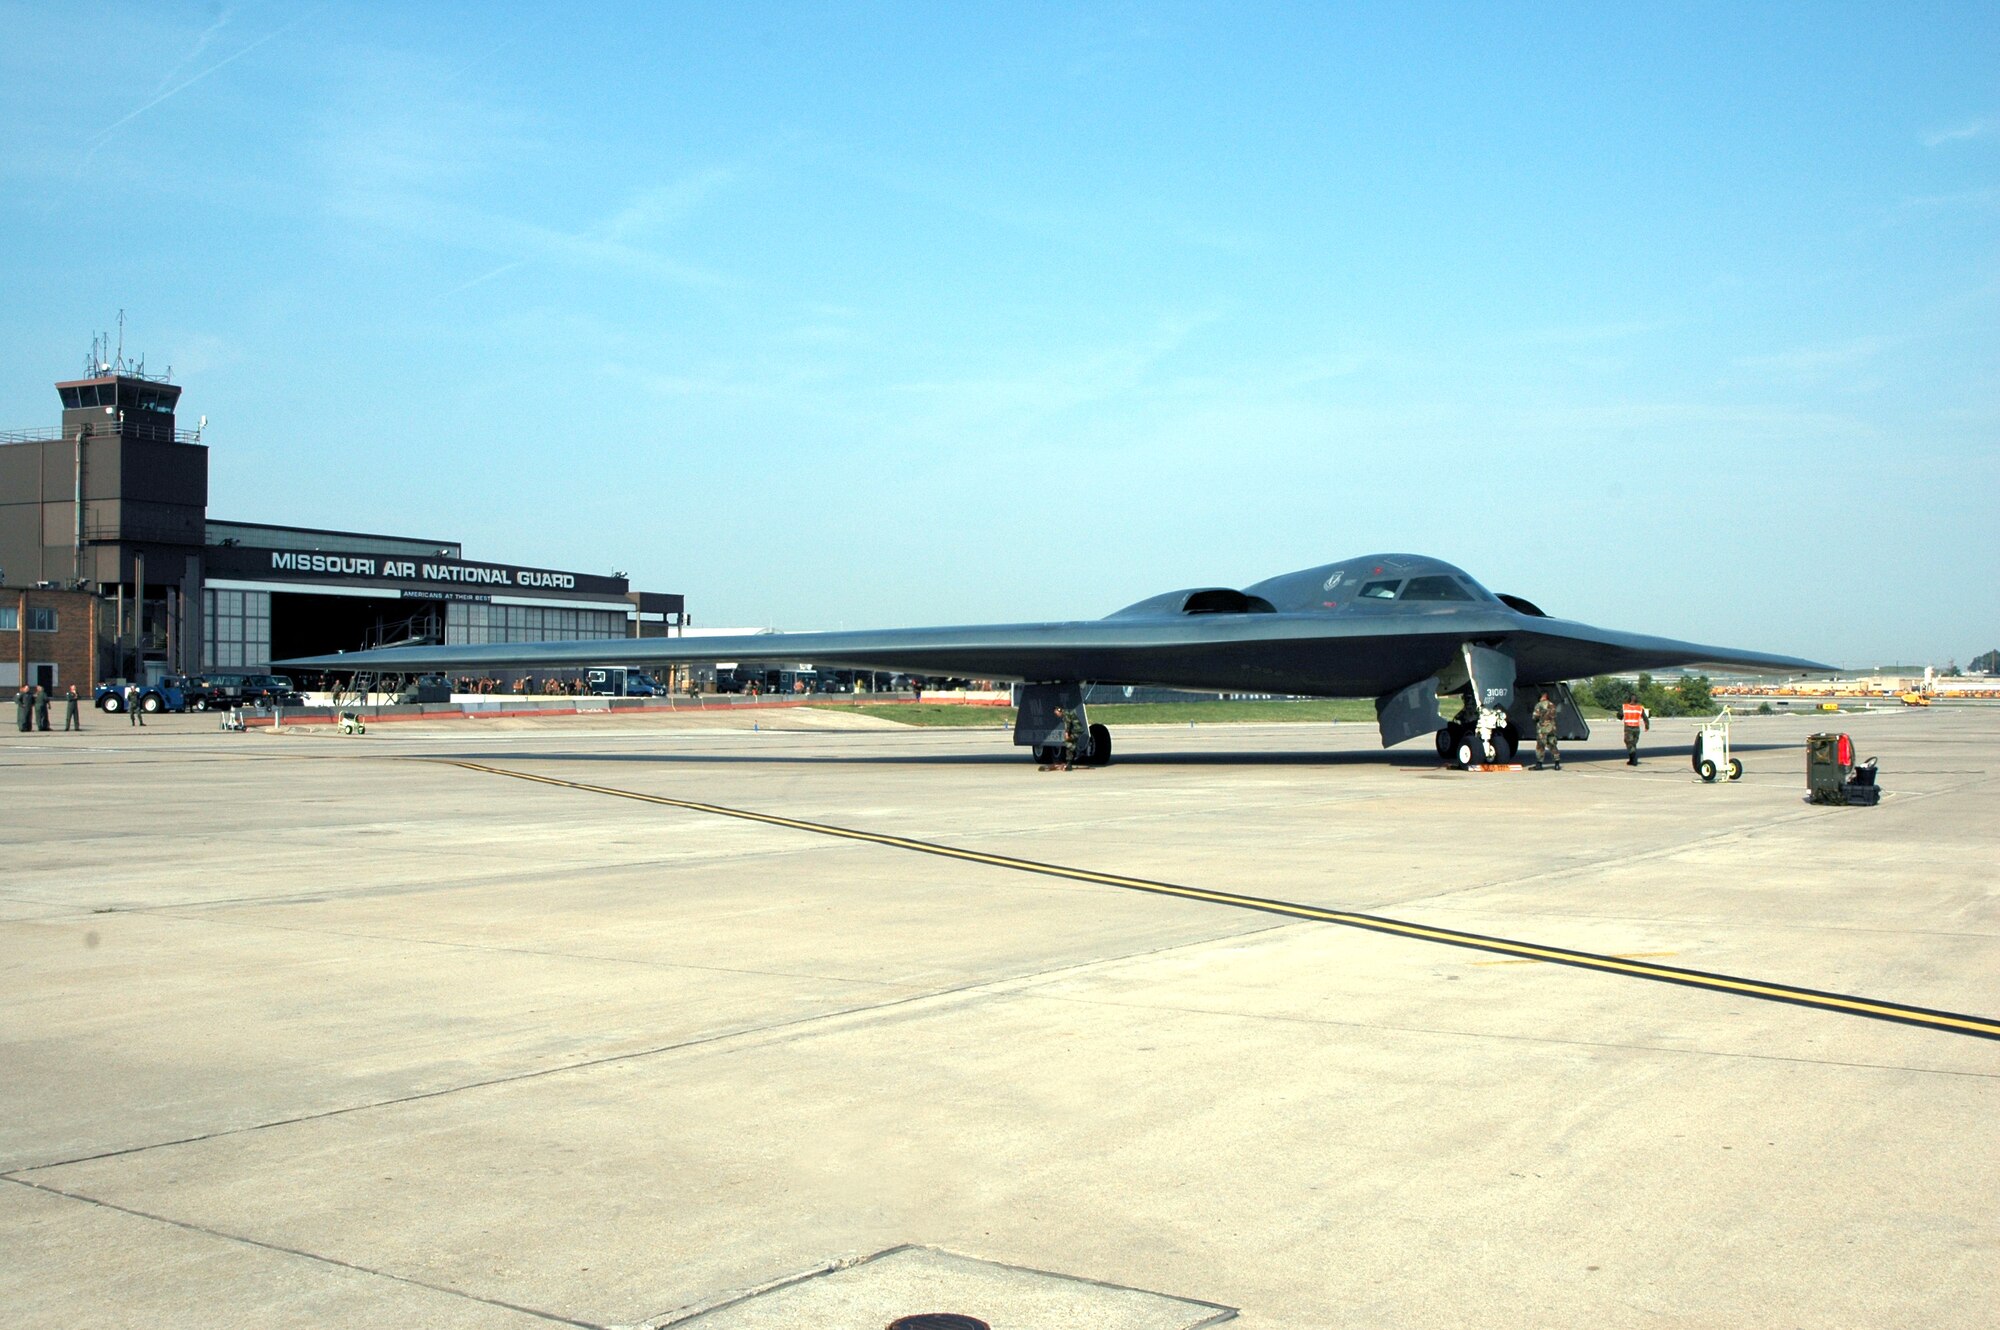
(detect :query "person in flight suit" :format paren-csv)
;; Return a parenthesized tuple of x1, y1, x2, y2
(1621, 699, 1651, 765)
(32, 684, 51, 731)
(14, 686, 30, 732)
(1531, 691, 1560, 770)
(63, 684, 82, 731)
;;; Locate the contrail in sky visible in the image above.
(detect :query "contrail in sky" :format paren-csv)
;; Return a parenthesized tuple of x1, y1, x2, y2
(84, 10, 312, 154)
(436, 259, 531, 301)
(151, 8, 236, 97)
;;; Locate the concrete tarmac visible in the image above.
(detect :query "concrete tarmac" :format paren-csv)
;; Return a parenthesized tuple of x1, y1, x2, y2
(2, 708, 1994, 1327)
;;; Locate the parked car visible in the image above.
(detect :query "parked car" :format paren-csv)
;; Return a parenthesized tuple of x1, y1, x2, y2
(240, 674, 301, 706)
(191, 673, 251, 707)
(188, 673, 302, 709)
(95, 679, 188, 714)
(165, 675, 223, 710)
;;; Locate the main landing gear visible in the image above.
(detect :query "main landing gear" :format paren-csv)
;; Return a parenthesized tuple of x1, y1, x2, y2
(1014, 683, 1111, 769)
(1031, 723, 1112, 768)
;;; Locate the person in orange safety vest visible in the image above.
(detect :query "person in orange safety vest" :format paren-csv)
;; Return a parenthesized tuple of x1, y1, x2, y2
(1621, 699, 1651, 765)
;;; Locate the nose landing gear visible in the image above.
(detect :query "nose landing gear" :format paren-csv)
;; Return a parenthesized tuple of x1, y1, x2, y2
(1443, 711, 1518, 769)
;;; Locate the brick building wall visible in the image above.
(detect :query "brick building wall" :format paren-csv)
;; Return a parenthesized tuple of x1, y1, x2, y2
(4, 587, 98, 699)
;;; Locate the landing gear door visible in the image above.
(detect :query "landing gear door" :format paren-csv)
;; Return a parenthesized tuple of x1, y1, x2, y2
(1013, 681, 1084, 748)
(1376, 677, 1444, 749)
(1550, 682, 1590, 740)
(1462, 644, 1516, 715)
(1504, 681, 1591, 741)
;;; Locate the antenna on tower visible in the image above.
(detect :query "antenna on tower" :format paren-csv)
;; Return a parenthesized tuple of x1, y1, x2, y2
(115, 309, 126, 373)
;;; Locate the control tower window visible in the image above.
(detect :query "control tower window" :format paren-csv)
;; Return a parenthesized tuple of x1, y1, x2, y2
(1402, 575, 1473, 602)
(1358, 580, 1402, 599)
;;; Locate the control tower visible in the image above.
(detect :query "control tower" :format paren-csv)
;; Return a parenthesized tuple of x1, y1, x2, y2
(0, 342, 209, 680)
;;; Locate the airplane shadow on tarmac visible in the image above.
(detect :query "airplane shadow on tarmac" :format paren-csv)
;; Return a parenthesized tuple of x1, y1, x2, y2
(425, 740, 1801, 769)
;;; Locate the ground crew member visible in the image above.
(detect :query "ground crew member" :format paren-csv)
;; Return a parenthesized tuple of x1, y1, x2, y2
(33, 684, 51, 731)
(14, 687, 29, 732)
(125, 682, 144, 726)
(1532, 691, 1560, 770)
(1621, 698, 1650, 765)
(62, 684, 81, 731)
(1043, 705, 1082, 771)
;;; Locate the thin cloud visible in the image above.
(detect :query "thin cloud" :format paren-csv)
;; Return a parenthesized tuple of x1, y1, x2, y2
(599, 169, 742, 241)
(1900, 187, 2000, 212)
(1923, 119, 1995, 147)
(1733, 334, 1901, 379)
(422, 171, 742, 301)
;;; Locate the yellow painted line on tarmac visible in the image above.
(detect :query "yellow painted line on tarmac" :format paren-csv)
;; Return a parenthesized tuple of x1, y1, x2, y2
(1472, 950, 1680, 967)
(438, 759, 2000, 1042)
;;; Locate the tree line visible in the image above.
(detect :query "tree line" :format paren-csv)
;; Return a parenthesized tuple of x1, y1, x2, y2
(1570, 673, 1715, 717)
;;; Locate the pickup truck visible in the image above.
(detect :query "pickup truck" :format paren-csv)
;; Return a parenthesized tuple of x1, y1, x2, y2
(95, 679, 189, 714)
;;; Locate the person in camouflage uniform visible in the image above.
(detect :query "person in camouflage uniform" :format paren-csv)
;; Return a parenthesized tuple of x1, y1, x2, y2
(1531, 690, 1560, 770)
(1054, 704, 1086, 770)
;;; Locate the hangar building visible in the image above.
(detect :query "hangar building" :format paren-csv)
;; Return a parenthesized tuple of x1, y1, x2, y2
(0, 359, 682, 691)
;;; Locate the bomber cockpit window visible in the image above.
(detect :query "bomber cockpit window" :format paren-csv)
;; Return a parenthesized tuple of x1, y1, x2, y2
(1358, 580, 1402, 599)
(1401, 575, 1473, 602)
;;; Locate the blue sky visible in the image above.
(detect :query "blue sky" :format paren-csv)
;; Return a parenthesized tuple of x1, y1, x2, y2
(2, 3, 1994, 666)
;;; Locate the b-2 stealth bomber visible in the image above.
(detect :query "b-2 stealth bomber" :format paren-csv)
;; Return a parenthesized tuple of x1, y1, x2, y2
(283, 553, 1829, 767)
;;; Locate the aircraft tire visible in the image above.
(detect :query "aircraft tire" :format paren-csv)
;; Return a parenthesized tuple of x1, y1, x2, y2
(1489, 731, 1515, 765)
(1088, 723, 1111, 766)
(1436, 727, 1455, 760)
(1698, 758, 1718, 783)
(1033, 745, 1060, 765)
(1454, 735, 1484, 769)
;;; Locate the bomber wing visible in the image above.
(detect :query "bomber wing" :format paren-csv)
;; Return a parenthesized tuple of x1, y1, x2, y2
(279, 603, 1827, 697)
(1485, 616, 1829, 683)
